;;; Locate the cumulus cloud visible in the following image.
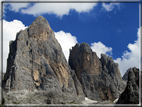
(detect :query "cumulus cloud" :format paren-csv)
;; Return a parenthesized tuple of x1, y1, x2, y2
(21, 3, 97, 17)
(2, 20, 27, 73)
(2, 0, 99, 17)
(114, 27, 140, 76)
(7, 3, 30, 12)
(102, 3, 120, 12)
(91, 41, 112, 58)
(55, 31, 78, 61)
(3, 1, 122, 18)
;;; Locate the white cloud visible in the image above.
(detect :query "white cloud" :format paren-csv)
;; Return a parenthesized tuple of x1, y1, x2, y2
(19, 3, 97, 17)
(7, 3, 29, 12)
(114, 27, 141, 76)
(91, 41, 112, 58)
(102, 3, 120, 12)
(3, 1, 122, 18)
(2, 20, 27, 73)
(55, 31, 78, 61)
(2, 0, 98, 17)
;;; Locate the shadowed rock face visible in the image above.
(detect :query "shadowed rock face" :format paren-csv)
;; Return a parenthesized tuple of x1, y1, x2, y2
(116, 67, 139, 104)
(3, 16, 84, 104)
(69, 43, 126, 101)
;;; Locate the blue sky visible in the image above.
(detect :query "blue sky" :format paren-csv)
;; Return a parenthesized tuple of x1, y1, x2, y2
(1, 1, 141, 76)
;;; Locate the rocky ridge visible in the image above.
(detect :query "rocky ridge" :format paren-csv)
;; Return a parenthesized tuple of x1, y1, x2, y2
(2, 16, 84, 104)
(69, 43, 126, 101)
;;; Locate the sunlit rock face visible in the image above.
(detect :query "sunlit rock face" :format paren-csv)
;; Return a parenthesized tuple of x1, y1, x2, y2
(2, 16, 84, 104)
(69, 43, 126, 101)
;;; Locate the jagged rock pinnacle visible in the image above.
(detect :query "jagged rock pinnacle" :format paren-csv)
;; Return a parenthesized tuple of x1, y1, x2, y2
(69, 43, 126, 101)
(3, 16, 84, 104)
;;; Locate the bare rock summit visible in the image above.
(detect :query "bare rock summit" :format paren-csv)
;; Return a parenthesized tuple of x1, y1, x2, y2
(2, 16, 84, 104)
(69, 43, 126, 101)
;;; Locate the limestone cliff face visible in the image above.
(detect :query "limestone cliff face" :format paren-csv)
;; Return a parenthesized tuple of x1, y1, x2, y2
(116, 67, 139, 104)
(69, 43, 126, 101)
(3, 16, 84, 104)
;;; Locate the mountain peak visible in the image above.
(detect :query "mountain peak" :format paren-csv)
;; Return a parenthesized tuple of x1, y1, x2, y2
(36, 16, 46, 19)
(3, 16, 84, 104)
(69, 43, 126, 101)
(28, 16, 52, 40)
(33, 16, 49, 25)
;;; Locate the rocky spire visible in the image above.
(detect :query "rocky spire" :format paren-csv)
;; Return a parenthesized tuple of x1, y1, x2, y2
(69, 43, 126, 101)
(3, 16, 84, 104)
